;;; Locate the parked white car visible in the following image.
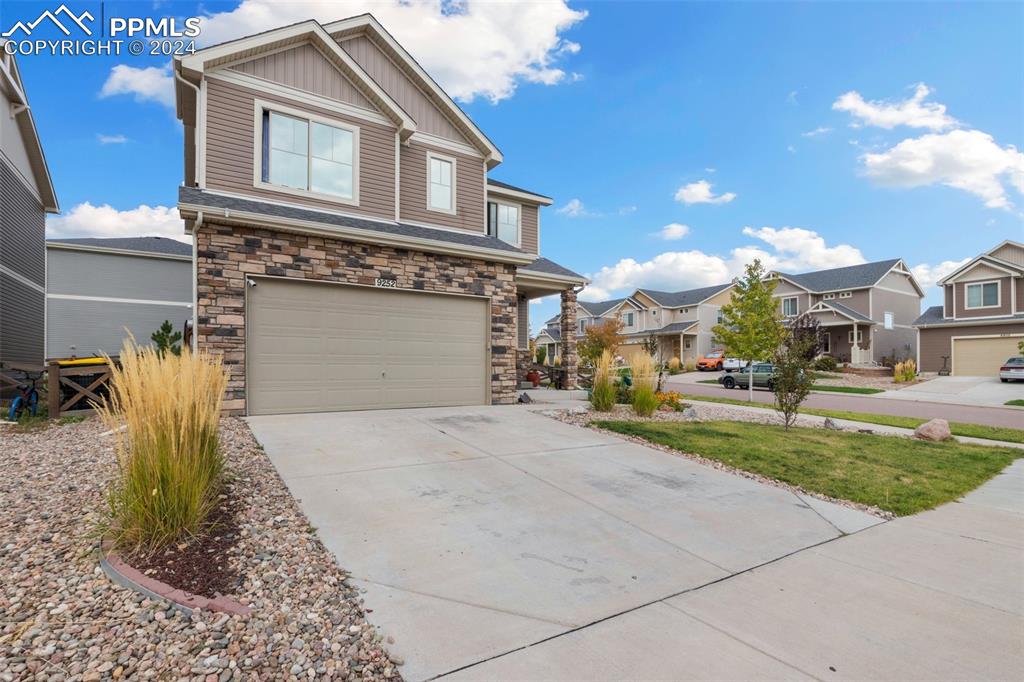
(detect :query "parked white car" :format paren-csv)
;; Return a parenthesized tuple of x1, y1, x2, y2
(999, 356, 1024, 382)
(723, 357, 749, 372)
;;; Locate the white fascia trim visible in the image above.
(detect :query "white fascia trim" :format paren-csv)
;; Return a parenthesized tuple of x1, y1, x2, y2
(963, 279, 1002, 310)
(207, 70, 392, 127)
(179, 202, 534, 265)
(45, 242, 192, 262)
(0, 263, 44, 293)
(516, 269, 588, 286)
(183, 21, 415, 136)
(48, 293, 192, 307)
(949, 259, 1021, 283)
(412, 131, 482, 159)
(917, 317, 1024, 328)
(869, 259, 926, 298)
(985, 239, 1024, 256)
(940, 255, 1020, 285)
(486, 183, 554, 206)
(323, 15, 501, 165)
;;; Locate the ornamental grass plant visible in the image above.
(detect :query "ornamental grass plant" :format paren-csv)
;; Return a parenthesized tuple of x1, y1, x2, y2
(590, 350, 617, 412)
(96, 341, 228, 552)
(631, 353, 659, 417)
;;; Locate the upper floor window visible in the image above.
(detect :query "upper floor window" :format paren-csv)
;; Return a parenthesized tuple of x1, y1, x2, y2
(623, 312, 635, 327)
(965, 281, 999, 309)
(260, 106, 358, 203)
(428, 152, 456, 213)
(578, 318, 588, 334)
(823, 293, 835, 300)
(487, 201, 520, 246)
(782, 297, 799, 317)
(839, 291, 852, 299)
(884, 312, 894, 330)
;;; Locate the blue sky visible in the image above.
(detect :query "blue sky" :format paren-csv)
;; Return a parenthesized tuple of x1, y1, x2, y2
(6, 0, 1023, 329)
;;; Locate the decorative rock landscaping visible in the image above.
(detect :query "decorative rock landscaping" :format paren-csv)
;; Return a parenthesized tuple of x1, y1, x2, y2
(0, 418, 401, 681)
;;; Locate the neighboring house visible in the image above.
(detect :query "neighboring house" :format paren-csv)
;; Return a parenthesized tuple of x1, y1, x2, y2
(914, 240, 1024, 376)
(173, 15, 586, 415)
(534, 325, 560, 364)
(46, 238, 193, 359)
(767, 259, 924, 365)
(0, 47, 59, 372)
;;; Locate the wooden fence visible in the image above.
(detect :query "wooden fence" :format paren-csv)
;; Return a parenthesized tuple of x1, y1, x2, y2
(46, 360, 115, 417)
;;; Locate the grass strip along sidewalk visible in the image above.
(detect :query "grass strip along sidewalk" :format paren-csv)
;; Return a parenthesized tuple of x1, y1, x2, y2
(594, 420, 1020, 516)
(674, 392, 1024, 444)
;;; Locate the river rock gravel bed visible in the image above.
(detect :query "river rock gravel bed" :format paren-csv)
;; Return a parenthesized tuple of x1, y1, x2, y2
(0, 418, 401, 681)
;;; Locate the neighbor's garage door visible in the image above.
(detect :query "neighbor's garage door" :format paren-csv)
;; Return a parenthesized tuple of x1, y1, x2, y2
(248, 278, 488, 415)
(952, 335, 1024, 376)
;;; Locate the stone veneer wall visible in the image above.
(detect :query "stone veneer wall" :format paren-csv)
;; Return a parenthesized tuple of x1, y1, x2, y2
(195, 221, 518, 414)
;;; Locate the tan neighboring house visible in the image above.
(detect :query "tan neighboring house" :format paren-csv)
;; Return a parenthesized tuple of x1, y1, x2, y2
(765, 259, 924, 365)
(173, 14, 587, 415)
(914, 240, 1024, 376)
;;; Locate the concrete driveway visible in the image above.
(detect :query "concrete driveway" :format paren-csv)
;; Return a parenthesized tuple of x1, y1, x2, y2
(248, 406, 1022, 680)
(877, 375, 1024, 407)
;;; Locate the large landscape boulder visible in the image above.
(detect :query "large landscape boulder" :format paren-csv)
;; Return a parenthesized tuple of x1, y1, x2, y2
(914, 418, 952, 442)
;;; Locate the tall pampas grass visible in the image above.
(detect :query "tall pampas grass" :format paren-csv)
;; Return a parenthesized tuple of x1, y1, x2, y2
(631, 353, 658, 417)
(96, 340, 228, 552)
(590, 350, 616, 412)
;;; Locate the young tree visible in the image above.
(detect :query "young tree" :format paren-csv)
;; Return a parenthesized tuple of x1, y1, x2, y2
(641, 333, 665, 392)
(712, 259, 786, 401)
(577, 318, 625, 367)
(772, 323, 817, 429)
(151, 320, 182, 357)
(789, 313, 822, 361)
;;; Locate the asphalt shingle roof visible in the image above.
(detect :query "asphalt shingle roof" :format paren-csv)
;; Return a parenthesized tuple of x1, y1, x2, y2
(821, 301, 874, 323)
(577, 298, 630, 316)
(778, 259, 901, 293)
(914, 305, 1024, 327)
(637, 283, 733, 308)
(47, 236, 192, 257)
(521, 257, 584, 280)
(486, 178, 552, 201)
(536, 326, 561, 341)
(179, 186, 524, 254)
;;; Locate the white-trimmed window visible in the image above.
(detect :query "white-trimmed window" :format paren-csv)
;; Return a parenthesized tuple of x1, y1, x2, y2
(578, 318, 587, 334)
(487, 200, 520, 246)
(823, 293, 835, 300)
(782, 297, 799, 317)
(839, 291, 852, 299)
(427, 152, 456, 213)
(821, 333, 831, 354)
(965, 281, 999, 309)
(884, 311, 894, 330)
(848, 329, 864, 344)
(623, 312, 635, 327)
(259, 104, 358, 203)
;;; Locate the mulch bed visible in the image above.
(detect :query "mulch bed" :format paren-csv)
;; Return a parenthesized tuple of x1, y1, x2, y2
(124, 488, 242, 599)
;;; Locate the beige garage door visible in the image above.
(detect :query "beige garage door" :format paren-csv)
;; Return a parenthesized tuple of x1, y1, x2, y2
(248, 278, 488, 415)
(952, 335, 1024, 376)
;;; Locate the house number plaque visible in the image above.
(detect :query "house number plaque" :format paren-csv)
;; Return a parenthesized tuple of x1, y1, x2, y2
(374, 278, 398, 288)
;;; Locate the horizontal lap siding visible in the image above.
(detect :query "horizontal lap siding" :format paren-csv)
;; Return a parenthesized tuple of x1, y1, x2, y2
(0, 159, 45, 286)
(46, 297, 191, 359)
(0, 273, 44, 367)
(400, 142, 485, 232)
(205, 78, 396, 221)
(918, 323, 1024, 372)
(47, 250, 192, 301)
(521, 205, 538, 254)
(954, 277, 1012, 317)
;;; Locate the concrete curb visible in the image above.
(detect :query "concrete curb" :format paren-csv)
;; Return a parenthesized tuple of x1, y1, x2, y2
(98, 539, 252, 617)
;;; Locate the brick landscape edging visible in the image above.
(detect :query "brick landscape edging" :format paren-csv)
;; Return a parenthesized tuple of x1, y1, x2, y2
(99, 539, 252, 617)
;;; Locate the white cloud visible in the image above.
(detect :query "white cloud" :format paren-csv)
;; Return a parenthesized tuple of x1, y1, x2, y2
(192, 0, 587, 103)
(674, 179, 736, 205)
(910, 258, 972, 290)
(861, 129, 1024, 209)
(787, 145, 797, 154)
(832, 83, 957, 131)
(556, 198, 597, 218)
(99, 64, 175, 108)
(47, 203, 188, 242)
(618, 205, 637, 215)
(96, 134, 128, 144)
(801, 126, 832, 138)
(655, 223, 690, 240)
(580, 226, 862, 301)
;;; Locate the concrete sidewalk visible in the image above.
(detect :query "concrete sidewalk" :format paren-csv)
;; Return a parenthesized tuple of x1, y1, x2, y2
(444, 460, 1024, 681)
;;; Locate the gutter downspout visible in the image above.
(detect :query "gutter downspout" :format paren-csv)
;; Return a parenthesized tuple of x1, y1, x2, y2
(191, 210, 203, 352)
(174, 69, 201, 186)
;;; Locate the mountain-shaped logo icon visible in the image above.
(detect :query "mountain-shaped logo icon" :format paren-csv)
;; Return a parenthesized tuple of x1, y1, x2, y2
(2, 4, 95, 38)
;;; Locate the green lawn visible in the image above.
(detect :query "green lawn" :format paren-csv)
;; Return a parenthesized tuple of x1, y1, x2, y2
(594, 420, 1020, 516)
(1005, 399, 1024, 407)
(674, 393, 1024, 444)
(695, 379, 882, 394)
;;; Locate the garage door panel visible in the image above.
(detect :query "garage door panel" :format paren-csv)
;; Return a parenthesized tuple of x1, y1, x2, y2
(953, 336, 1024, 376)
(249, 279, 487, 415)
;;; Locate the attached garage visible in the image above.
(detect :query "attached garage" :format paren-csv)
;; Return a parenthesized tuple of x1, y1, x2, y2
(952, 335, 1024, 377)
(247, 277, 489, 415)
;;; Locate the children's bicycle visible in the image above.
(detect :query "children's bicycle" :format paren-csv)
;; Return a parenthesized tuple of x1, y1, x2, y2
(8, 371, 42, 421)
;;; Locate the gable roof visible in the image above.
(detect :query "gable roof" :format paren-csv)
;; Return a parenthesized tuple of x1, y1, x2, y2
(323, 14, 503, 167)
(536, 326, 561, 342)
(487, 178, 553, 205)
(775, 259, 904, 293)
(47, 237, 192, 258)
(914, 305, 1024, 328)
(520, 257, 584, 281)
(175, 19, 416, 138)
(635, 283, 733, 308)
(807, 300, 874, 324)
(578, 298, 629, 316)
(939, 241, 1024, 285)
(0, 48, 58, 212)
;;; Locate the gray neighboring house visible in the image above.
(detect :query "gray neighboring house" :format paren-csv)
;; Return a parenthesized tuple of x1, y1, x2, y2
(1, 47, 59, 371)
(46, 237, 192, 359)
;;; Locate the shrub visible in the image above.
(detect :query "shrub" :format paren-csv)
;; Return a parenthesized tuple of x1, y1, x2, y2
(667, 357, 681, 375)
(631, 353, 658, 417)
(97, 342, 228, 552)
(683, 359, 696, 373)
(615, 381, 632, 404)
(577, 319, 625, 366)
(656, 390, 686, 411)
(814, 355, 838, 372)
(772, 326, 816, 429)
(535, 346, 547, 365)
(590, 350, 616, 412)
(893, 358, 917, 383)
(150, 320, 182, 357)
(553, 356, 562, 366)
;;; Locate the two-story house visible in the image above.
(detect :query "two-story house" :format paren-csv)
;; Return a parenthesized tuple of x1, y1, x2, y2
(173, 15, 586, 415)
(768, 259, 924, 365)
(1, 47, 59, 374)
(914, 240, 1024, 376)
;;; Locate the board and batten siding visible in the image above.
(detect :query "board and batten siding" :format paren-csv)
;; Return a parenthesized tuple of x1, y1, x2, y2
(204, 78, 396, 221)
(229, 43, 377, 112)
(0, 156, 45, 367)
(339, 35, 470, 144)
(399, 141, 485, 232)
(46, 248, 191, 359)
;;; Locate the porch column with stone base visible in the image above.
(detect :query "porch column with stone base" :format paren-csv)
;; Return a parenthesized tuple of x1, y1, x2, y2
(560, 288, 578, 389)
